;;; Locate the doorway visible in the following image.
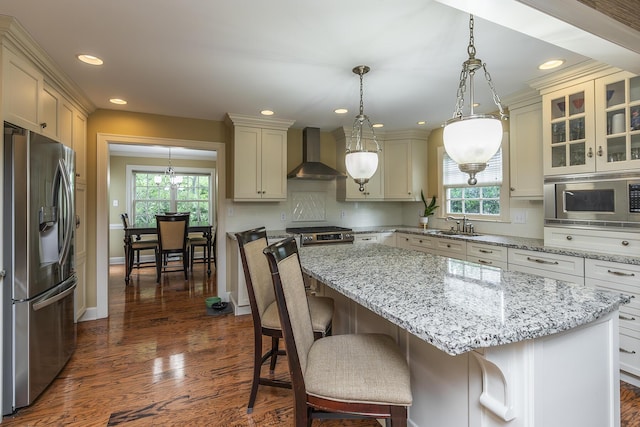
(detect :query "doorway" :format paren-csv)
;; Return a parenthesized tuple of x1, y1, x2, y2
(96, 133, 226, 320)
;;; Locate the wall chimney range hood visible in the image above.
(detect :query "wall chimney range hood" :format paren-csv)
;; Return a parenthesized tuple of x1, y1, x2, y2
(287, 127, 346, 180)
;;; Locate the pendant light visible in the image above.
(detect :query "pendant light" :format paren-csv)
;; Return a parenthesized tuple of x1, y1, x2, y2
(345, 65, 381, 192)
(154, 147, 183, 189)
(443, 15, 507, 185)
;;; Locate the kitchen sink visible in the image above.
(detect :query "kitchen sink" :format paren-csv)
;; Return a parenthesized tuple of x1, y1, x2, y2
(433, 229, 481, 237)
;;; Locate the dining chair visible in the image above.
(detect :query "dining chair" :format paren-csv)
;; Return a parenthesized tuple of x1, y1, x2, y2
(189, 229, 215, 270)
(120, 213, 158, 272)
(235, 227, 333, 414)
(155, 214, 190, 282)
(263, 237, 412, 427)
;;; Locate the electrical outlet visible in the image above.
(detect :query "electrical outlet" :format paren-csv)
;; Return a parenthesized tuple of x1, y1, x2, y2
(280, 212, 287, 221)
(340, 210, 346, 219)
(112, 199, 119, 207)
(227, 207, 234, 217)
(513, 210, 526, 224)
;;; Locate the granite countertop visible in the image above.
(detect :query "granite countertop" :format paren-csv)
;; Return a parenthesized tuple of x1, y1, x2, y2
(227, 225, 639, 265)
(298, 243, 629, 356)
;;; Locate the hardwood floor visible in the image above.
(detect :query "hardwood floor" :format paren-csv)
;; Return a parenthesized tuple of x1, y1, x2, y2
(2, 263, 640, 426)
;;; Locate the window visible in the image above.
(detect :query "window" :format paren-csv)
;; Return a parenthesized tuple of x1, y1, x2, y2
(439, 140, 509, 221)
(127, 165, 214, 226)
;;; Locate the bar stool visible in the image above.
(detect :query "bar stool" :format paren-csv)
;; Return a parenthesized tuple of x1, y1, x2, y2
(263, 237, 412, 426)
(235, 227, 334, 414)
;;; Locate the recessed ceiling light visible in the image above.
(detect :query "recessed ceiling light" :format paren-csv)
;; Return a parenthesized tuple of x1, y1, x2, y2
(109, 98, 127, 105)
(77, 54, 103, 66)
(538, 59, 565, 70)
(261, 110, 274, 116)
(372, 123, 384, 128)
(334, 108, 348, 114)
(417, 121, 426, 125)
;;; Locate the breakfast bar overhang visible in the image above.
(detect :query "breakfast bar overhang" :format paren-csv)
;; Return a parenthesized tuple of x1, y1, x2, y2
(298, 243, 629, 427)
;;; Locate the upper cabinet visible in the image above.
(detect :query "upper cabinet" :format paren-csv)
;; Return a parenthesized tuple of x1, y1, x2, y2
(333, 128, 428, 202)
(541, 67, 640, 176)
(508, 97, 543, 198)
(226, 114, 294, 201)
(383, 131, 428, 201)
(543, 81, 595, 175)
(2, 47, 45, 132)
(594, 71, 640, 171)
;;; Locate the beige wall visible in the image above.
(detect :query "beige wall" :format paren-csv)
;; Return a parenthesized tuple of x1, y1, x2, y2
(87, 109, 226, 309)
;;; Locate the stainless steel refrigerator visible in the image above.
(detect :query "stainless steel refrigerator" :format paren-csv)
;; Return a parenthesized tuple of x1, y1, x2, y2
(2, 123, 77, 415)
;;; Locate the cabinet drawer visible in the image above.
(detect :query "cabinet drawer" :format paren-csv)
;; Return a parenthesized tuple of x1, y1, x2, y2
(508, 248, 584, 277)
(585, 258, 640, 288)
(619, 306, 640, 334)
(467, 257, 508, 270)
(409, 235, 435, 253)
(619, 332, 640, 377)
(432, 238, 466, 258)
(544, 226, 640, 257)
(586, 278, 639, 310)
(467, 243, 508, 263)
(354, 234, 380, 244)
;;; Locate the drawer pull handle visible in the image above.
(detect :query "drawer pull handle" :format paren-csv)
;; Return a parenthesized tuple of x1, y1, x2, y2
(362, 238, 372, 241)
(622, 241, 629, 246)
(478, 260, 492, 265)
(479, 249, 493, 254)
(607, 269, 635, 277)
(619, 315, 636, 321)
(446, 244, 451, 248)
(620, 348, 637, 355)
(566, 235, 573, 241)
(526, 257, 558, 265)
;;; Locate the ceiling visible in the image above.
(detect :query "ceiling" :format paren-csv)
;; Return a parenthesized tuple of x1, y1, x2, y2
(0, 0, 639, 132)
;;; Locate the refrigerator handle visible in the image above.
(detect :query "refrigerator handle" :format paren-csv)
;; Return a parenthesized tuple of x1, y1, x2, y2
(32, 276, 77, 312)
(57, 158, 74, 268)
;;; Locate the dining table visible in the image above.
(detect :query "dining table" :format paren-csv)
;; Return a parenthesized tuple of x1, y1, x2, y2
(123, 222, 214, 284)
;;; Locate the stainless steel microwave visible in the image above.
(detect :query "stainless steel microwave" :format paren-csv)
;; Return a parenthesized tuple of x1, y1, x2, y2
(544, 172, 640, 229)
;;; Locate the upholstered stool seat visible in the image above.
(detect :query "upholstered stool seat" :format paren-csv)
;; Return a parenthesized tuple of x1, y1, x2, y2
(305, 333, 412, 406)
(261, 296, 334, 333)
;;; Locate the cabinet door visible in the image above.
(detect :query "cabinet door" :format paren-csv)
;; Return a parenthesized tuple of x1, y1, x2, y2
(2, 48, 44, 131)
(73, 109, 87, 182)
(74, 182, 87, 320)
(594, 71, 640, 171)
(40, 84, 60, 139)
(59, 99, 74, 148)
(509, 101, 543, 198)
(384, 140, 413, 200)
(543, 82, 595, 175)
(233, 126, 262, 199)
(260, 128, 287, 200)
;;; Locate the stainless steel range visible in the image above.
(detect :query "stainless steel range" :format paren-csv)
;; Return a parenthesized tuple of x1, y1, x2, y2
(286, 226, 354, 246)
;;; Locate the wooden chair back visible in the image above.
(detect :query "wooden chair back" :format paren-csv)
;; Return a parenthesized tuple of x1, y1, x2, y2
(156, 214, 189, 252)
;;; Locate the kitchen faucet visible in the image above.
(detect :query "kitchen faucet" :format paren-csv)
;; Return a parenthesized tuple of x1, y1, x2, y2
(445, 215, 473, 234)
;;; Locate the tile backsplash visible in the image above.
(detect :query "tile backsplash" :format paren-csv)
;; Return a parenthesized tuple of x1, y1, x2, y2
(292, 191, 326, 222)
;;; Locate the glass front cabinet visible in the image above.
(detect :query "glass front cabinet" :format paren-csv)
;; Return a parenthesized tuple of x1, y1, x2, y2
(543, 82, 595, 175)
(594, 71, 640, 171)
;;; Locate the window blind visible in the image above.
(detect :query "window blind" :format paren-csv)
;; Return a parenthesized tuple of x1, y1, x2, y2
(443, 148, 503, 187)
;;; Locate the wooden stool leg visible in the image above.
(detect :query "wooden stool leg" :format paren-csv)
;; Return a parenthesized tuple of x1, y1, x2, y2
(269, 337, 280, 373)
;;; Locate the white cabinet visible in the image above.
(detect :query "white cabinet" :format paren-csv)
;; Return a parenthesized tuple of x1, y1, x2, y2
(73, 108, 87, 181)
(594, 71, 640, 170)
(431, 237, 466, 260)
(508, 248, 584, 284)
(354, 232, 395, 246)
(2, 47, 46, 132)
(383, 131, 428, 201)
(585, 259, 640, 383)
(467, 242, 508, 270)
(543, 81, 595, 175)
(544, 226, 640, 257)
(226, 114, 294, 201)
(508, 99, 543, 198)
(542, 69, 640, 176)
(396, 233, 413, 250)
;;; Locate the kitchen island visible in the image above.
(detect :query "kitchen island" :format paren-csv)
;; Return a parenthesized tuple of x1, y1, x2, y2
(298, 243, 629, 427)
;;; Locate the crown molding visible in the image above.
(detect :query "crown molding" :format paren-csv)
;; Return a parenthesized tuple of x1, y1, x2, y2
(527, 60, 620, 94)
(225, 113, 295, 130)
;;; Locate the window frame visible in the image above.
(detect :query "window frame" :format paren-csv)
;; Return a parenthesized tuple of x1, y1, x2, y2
(437, 133, 510, 223)
(125, 164, 216, 225)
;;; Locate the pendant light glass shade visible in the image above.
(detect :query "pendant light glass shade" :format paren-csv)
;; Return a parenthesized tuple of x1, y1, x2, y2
(443, 15, 507, 185)
(345, 65, 381, 192)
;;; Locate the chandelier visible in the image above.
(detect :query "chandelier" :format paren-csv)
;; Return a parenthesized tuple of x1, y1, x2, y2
(154, 147, 183, 189)
(345, 65, 381, 192)
(443, 15, 507, 185)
